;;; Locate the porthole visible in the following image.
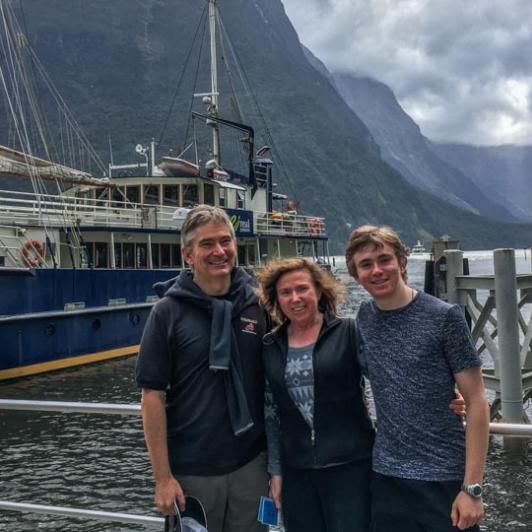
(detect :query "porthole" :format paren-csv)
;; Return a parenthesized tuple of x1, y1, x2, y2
(45, 324, 56, 337)
(130, 313, 140, 326)
(92, 319, 101, 331)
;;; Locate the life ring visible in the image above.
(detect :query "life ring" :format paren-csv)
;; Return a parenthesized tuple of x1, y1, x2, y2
(309, 218, 321, 235)
(21, 239, 44, 268)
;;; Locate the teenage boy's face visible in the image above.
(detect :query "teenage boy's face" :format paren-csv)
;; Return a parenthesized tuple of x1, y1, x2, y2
(351, 242, 406, 300)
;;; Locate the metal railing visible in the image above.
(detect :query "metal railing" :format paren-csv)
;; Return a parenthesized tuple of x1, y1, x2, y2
(0, 501, 163, 528)
(0, 398, 529, 528)
(0, 189, 327, 239)
(1, 399, 530, 435)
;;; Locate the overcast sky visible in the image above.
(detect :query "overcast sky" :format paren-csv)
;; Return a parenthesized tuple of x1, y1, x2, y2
(281, 0, 532, 146)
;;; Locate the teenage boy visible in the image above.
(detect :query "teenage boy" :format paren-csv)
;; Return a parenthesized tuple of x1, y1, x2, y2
(346, 225, 490, 532)
(136, 205, 268, 532)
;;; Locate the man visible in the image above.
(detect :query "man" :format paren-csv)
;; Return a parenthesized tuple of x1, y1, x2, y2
(345, 225, 490, 532)
(136, 205, 269, 532)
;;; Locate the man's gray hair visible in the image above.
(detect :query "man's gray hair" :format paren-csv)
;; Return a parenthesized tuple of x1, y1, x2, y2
(181, 204, 236, 251)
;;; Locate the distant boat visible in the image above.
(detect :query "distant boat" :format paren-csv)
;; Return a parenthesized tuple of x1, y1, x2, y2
(411, 240, 426, 254)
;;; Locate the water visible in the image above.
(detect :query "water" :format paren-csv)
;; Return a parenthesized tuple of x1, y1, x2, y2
(1, 251, 531, 530)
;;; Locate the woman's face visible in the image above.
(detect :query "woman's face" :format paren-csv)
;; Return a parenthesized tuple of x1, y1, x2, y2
(276, 268, 320, 324)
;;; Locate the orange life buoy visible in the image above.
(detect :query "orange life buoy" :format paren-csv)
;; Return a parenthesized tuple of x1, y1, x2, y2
(21, 239, 44, 268)
(309, 218, 321, 235)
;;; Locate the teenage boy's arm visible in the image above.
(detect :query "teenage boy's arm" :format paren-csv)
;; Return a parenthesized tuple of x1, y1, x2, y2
(141, 389, 186, 515)
(452, 366, 490, 530)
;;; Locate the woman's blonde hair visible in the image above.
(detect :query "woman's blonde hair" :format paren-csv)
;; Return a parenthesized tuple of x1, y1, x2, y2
(256, 258, 344, 324)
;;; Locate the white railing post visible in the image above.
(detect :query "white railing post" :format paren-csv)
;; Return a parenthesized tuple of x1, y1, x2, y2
(494, 249, 524, 425)
(444, 249, 463, 306)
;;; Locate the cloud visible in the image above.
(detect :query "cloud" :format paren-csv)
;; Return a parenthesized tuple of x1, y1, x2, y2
(281, 0, 532, 145)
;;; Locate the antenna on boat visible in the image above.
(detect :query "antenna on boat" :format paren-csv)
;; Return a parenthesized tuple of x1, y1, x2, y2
(108, 135, 114, 177)
(150, 138, 156, 176)
(208, 0, 220, 164)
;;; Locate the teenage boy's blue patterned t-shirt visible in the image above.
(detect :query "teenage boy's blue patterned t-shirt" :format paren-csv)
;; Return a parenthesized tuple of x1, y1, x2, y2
(357, 291, 481, 481)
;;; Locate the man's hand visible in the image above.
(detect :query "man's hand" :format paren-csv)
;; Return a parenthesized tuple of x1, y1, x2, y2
(269, 474, 282, 510)
(155, 475, 186, 516)
(449, 391, 466, 418)
(451, 491, 484, 530)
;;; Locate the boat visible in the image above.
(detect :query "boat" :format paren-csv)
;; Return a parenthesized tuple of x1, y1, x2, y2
(411, 240, 427, 254)
(0, 0, 330, 380)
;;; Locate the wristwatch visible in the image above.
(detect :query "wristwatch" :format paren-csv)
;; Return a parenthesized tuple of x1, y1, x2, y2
(461, 483, 483, 499)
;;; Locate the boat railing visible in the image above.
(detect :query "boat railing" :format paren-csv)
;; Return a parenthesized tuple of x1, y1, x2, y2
(255, 211, 326, 238)
(0, 189, 180, 230)
(0, 189, 327, 238)
(0, 398, 530, 528)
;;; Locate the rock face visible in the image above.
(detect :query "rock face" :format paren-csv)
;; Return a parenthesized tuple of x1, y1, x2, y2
(331, 72, 517, 222)
(433, 143, 532, 222)
(2, 0, 532, 250)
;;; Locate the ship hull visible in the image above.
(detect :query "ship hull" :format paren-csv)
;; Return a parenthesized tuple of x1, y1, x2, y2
(0, 268, 177, 380)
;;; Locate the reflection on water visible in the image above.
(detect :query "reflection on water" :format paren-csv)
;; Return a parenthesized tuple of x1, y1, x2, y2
(0, 252, 531, 530)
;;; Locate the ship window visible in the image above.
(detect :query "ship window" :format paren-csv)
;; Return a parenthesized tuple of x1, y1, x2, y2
(144, 185, 160, 205)
(136, 243, 147, 269)
(94, 242, 108, 268)
(85, 243, 94, 266)
(126, 185, 140, 205)
(204, 184, 215, 206)
(183, 184, 198, 208)
(112, 187, 126, 208)
(247, 243, 256, 265)
(219, 188, 226, 207)
(237, 244, 246, 265)
(237, 190, 245, 209)
(114, 243, 122, 268)
(163, 185, 179, 207)
(123, 243, 135, 268)
(171, 244, 182, 268)
(75, 188, 91, 201)
(95, 187, 109, 205)
(161, 244, 171, 268)
(151, 243, 160, 268)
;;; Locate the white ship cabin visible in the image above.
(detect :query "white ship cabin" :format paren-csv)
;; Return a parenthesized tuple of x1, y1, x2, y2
(0, 158, 328, 270)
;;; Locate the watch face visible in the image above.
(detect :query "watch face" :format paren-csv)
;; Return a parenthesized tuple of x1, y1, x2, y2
(472, 485, 482, 497)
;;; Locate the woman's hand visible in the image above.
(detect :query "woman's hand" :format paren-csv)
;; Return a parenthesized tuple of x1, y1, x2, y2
(450, 391, 466, 418)
(269, 474, 283, 510)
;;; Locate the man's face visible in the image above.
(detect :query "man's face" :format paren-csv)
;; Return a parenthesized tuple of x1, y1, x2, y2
(182, 221, 236, 286)
(351, 242, 406, 300)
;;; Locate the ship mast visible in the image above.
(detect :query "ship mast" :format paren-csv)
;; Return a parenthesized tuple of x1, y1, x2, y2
(208, 0, 220, 165)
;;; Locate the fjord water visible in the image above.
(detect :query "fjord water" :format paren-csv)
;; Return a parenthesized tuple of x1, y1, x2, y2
(1, 251, 531, 530)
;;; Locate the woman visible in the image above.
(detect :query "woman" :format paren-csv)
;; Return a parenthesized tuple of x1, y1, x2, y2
(257, 258, 375, 532)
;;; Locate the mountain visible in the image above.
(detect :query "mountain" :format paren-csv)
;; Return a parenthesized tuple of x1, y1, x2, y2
(331, 72, 517, 222)
(433, 143, 532, 222)
(2, 0, 532, 251)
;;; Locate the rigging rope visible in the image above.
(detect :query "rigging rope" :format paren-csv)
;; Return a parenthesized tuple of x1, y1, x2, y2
(182, 11, 209, 154)
(158, 2, 208, 148)
(217, 10, 297, 198)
